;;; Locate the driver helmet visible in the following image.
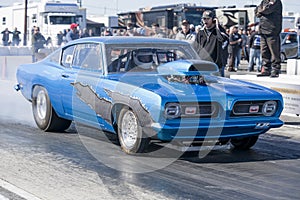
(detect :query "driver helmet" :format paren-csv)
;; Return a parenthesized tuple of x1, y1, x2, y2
(133, 50, 153, 69)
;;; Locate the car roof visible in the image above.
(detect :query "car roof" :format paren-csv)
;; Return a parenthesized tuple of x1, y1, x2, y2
(66, 36, 190, 46)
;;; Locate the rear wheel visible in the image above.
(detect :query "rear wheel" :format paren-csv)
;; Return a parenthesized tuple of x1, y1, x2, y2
(32, 86, 71, 132)
(117, 107, 150, 154)
(230, 136, 258, 150)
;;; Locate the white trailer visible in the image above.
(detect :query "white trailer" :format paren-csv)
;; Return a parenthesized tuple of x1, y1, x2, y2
(215, 6, 258, 30)
(0, 0, 86, 46)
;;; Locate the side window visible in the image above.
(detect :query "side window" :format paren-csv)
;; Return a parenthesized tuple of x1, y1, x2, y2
(48, 49, 61, 64)
(289, 34, 297, 43)
(61, 45, 75, 67)
(73, 43, 103, 72)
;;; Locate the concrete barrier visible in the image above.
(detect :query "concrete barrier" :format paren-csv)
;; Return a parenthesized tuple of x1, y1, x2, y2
(0, 56, 32, 81)
(287, 59, 300, 75)
(0, 46, 57, 56)
(0, 46, 32, 56)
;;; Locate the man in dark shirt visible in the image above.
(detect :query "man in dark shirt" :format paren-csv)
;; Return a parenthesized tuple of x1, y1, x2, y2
(1, 28, 12, 46)
(195, 10, 228, 76)
(256, 0, 282, 77)
(31, 27, 46, 62)
(12, 27, 21, 46)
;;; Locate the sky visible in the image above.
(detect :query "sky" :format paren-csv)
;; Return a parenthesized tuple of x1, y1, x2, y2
(0, 0, 299, 16)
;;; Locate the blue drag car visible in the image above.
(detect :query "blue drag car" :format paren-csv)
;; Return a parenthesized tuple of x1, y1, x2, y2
(15, 37, 283, 154)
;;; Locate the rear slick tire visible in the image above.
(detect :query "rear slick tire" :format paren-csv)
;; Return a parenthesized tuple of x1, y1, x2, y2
(32, 86, 71, 132)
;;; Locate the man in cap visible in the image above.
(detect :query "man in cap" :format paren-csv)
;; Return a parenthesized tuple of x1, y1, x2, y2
(256, 0, 282, 77)
(66, 23, 79, 42)
(195, 10, 228, 76)
(175, 19, 196, 48)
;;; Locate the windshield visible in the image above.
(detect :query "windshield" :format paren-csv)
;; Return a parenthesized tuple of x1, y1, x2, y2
(49, 16, 77, 25)
(184, 7, 213, 26)
(280, 32, 287, 41)
(106, 44, 198, 73)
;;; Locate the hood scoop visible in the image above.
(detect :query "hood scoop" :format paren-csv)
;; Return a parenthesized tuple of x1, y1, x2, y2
(157, 59, 219, 85)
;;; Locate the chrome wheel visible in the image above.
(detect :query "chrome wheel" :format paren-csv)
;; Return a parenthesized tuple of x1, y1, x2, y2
(117, 107, 150, 154)
(32, 86, 71, 132)
(120, 110, 138, 149)
(36, 90, 47, 120)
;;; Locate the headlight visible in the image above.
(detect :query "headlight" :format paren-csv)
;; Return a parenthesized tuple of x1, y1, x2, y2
(164, 103, 181, 119)
(262, 101, 277, 116)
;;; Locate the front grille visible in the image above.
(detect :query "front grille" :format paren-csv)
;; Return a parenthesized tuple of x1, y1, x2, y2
(181, 102, 219, 118)
(231, 101, 269, 117)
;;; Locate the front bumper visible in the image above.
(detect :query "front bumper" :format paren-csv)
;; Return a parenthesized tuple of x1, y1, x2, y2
(151, 118, 283, 141)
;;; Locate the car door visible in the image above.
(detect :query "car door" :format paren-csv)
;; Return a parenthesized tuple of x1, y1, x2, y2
(282, 33, 298, 59)
(60, 43, 111, 129)
(59, 44, 81, 116)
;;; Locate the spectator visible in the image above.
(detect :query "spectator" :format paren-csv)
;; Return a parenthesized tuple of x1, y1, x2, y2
(227, 26, 242, 72)
(104, 28, 113, 36)
(31, 27, 46, 62)
(80, 28, 90, 38)
(88, 29, 95, 37)
(248, 26, 262, 72)
(169, 26, 178, 39)
(1, 28, 12, 46)
(124, 26, 141, 36)
(240, 28, 249, 62)
(235, 28, 243, 69)
(31, 26, 36, 35)
(256, 0, 282, 77)
(12, 27, 21, 46)
(57, 31, 64, 46)
(221, 27, 230, 76)
(190, 24, 195, 32)
(66, 23, 79, 42)
(151, 23, 166, 38)
(175, 19, 196, 49)
(195, 10, 228, 76)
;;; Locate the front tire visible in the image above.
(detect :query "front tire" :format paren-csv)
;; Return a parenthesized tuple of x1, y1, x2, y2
(117, 107, 150, 154)
(230, 136, 258, 150)
(32, 86, 71, 132)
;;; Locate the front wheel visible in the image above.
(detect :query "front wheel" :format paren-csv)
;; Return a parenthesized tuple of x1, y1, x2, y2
(117, 107, 150, 154)
(230, 136, 258, 150)
(32, 86, 71, 132)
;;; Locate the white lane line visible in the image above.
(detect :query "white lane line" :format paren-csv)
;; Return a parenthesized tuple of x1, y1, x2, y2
(0, 178, 41, 200)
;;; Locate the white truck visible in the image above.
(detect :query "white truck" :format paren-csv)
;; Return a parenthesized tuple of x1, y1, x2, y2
(0, 0, 86, 46)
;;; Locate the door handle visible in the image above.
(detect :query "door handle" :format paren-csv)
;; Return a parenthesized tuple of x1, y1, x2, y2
(61, 74, 69, 78)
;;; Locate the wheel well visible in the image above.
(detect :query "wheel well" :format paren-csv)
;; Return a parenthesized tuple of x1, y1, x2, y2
(31, 84, 60, 119)
(111, 104, 130, 133)
(31, 84, 43, 99)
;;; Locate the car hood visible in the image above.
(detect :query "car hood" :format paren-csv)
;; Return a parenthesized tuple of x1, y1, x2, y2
(108, 60, 280, 101)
